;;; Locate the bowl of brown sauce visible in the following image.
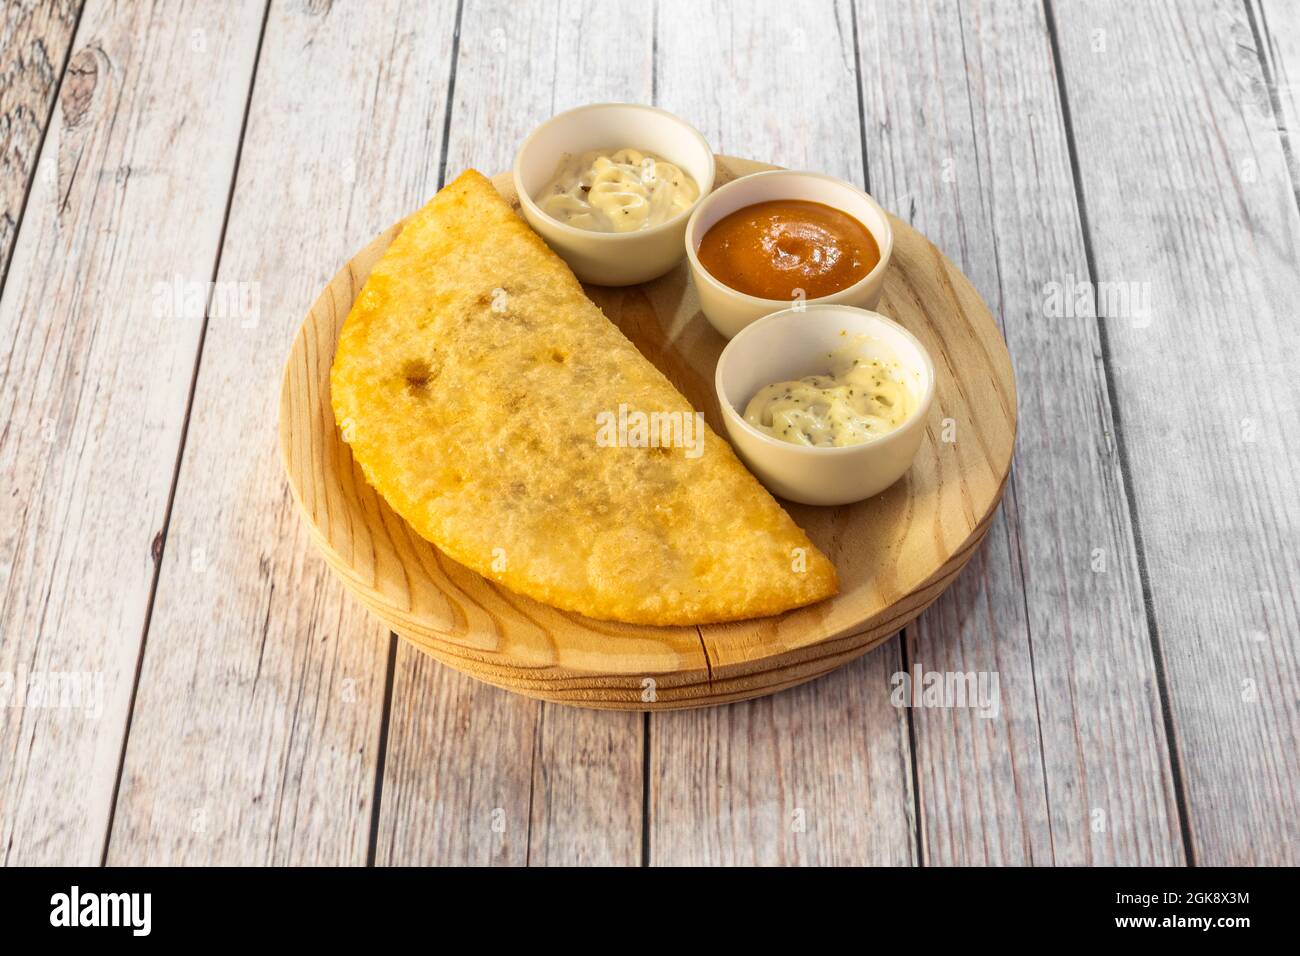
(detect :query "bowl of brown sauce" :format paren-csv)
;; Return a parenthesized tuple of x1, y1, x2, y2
(685, 170, 893, 338)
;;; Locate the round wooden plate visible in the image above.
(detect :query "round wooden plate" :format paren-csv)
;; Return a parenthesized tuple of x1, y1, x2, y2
(279, 157, 1016, 710)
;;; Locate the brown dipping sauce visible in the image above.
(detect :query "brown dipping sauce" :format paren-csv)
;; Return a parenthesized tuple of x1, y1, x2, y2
(697, 199, 880, 300)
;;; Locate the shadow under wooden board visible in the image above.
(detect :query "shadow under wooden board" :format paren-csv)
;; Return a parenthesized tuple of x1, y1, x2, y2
(278, 156, 1016, 709)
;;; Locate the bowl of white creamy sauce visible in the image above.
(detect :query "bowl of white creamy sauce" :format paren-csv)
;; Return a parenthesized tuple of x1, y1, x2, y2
(537, 148, 700, 233)
(715, 304, 935, 505)
(514, 104, 715, 286)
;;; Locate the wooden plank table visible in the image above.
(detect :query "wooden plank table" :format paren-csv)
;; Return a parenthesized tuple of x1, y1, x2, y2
(1, 0, 1295, 866)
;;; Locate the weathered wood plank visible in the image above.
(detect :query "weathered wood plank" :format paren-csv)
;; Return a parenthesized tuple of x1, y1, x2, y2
(1251, 0, 1300, 200)
(855, 0, 1184, 864)
(106, 0, 460, 865)
(529, 702, 644, 866)
(1052, 0, 1300, 864)
(649, 0, 916, 866)
(0, 0, 81, 289)
(374, 0, 652, 867)
(0, 0, 265, 865)
(651, 656, 914, 865)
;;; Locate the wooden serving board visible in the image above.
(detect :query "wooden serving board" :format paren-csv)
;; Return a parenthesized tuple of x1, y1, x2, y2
(278, 157, 1016, 710)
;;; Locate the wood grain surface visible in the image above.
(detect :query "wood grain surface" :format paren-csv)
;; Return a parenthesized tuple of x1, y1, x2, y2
(1252, 0, 1300, 203)
(858, 0, 1183, 865)
(0, 0, 265, 866)
(0, 0, 81, 289)
(2, 0, 1296, 866)
(1052, 0, 1300, 866)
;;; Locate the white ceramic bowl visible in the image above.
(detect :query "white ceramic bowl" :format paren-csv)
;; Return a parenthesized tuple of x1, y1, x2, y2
(686, 170, 894, 339)
(513, 103, 716, 286)
(715, 305, 934, 506)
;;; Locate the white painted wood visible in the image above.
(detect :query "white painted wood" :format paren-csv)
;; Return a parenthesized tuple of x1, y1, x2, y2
(1052, 0, 1300, 865)
(374, 653, 537, 866)
(855, 0, 1184, 864)
(650, 0, 916, 865)
(106, 0, 461, 865)
(0, 0, 265, 865)
(374, 0, 652, 867)
(529, 704, 644, 866)
(1252, 0, 1300, 199)
(651, 652, 915, 865)
(0, 0, 81, 286)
